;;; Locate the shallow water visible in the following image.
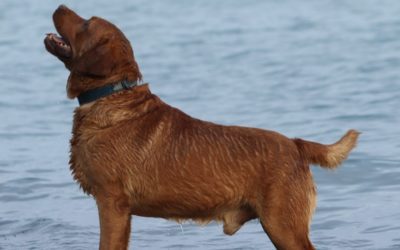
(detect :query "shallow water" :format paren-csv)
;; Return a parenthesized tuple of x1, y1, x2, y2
(0, 0, 399, 249)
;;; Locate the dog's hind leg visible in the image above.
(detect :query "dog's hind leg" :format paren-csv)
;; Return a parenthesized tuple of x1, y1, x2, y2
(258, 174, 317, 249)
(260, 216, 315, 250)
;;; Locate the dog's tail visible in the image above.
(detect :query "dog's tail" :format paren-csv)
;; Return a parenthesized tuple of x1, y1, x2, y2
(293, 130, 360, 169)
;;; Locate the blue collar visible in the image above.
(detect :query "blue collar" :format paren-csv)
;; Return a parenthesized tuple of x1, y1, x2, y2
(77, 80, 138, 106)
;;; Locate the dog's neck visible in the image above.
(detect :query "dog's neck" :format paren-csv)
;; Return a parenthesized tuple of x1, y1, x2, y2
(74, 84, 160, 128)
(77, 80, 138, 106)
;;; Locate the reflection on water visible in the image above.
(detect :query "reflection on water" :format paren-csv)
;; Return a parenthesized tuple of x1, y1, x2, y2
(0, 0, 399, 249)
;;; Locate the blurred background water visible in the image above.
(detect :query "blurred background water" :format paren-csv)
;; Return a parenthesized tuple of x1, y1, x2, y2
(0, 0, 399, 249)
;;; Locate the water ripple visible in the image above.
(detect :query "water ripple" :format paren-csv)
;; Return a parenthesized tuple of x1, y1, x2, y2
(1, 0, 399, 249)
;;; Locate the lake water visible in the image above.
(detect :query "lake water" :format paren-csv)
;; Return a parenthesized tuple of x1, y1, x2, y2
(0, 0, 399, 249)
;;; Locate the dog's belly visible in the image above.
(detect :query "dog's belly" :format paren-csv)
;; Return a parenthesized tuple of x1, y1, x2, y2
(130, 183, 245, 219)
(131, 199, 257, 228)
(130, 192, 258, 236)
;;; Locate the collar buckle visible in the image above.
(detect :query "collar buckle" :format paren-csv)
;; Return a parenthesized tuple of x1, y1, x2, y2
(120, 80, 131, 90)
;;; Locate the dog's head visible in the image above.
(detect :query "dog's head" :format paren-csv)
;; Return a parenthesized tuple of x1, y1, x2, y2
(44, 5, 142, 98)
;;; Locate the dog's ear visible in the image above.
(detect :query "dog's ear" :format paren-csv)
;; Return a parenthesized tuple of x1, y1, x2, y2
(73, 38, 115, 77)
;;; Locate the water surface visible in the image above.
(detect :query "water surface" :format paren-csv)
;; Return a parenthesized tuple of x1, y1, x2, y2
(0, 0, 399, 249)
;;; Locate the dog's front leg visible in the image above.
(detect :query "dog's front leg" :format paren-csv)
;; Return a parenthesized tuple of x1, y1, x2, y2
(96, 194, 132, 250)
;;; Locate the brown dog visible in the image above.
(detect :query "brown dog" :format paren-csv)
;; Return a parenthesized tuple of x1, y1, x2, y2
(44, 5, 359, 250)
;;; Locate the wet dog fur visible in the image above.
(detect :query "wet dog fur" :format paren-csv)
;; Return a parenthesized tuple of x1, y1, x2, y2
(44, 5, 359, 250)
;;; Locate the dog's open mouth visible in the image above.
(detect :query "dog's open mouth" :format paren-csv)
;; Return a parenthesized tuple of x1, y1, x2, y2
(44, 33, 72, 58)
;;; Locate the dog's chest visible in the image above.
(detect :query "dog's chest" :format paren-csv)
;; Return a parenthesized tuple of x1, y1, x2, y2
(68, 105, 142, 195)
(69, 124, 97, 194)
(69, 107, 108, 195)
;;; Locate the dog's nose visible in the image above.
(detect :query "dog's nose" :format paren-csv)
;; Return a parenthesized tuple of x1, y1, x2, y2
(57, 4, 69, 12)
(54, 4, 72, 18)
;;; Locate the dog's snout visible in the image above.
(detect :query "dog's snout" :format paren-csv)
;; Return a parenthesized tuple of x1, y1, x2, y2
(54, 4, 73, 18)
(53, 4, 85, 34)
(54, 4, 68, 20)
